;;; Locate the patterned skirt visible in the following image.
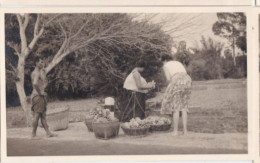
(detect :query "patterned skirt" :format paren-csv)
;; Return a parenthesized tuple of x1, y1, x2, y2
(161, 72, 192, 114)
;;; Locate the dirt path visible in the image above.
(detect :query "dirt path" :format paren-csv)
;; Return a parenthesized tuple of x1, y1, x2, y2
(7, 138, 246, 156)
(7, 122, 247, 156)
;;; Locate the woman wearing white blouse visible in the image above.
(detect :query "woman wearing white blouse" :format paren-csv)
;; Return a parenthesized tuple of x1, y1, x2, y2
(118, 60, 155, 122)
(160, 55, 192, 136)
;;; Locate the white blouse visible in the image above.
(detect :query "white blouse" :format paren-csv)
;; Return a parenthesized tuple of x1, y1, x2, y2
(163, 61, 186, 81)
(123, 70, 148, 93)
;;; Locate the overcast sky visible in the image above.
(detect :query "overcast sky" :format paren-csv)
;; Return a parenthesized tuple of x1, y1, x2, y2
(150, 13, 227, 46)
(137, 13, 243, 55)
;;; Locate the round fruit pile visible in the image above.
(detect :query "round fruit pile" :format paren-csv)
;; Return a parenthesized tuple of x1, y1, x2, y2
(85, 107, 101, 132)
(121, 117, 151, 129)
(85, 107, 99, 119)
(146, 116, 171, 132)
(146, 116, 171, 125)
(92, 108, 118, 123)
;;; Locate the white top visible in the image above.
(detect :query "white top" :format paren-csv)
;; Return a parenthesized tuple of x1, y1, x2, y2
(163, 61, 186, 81)
(123, 70, 148, 93)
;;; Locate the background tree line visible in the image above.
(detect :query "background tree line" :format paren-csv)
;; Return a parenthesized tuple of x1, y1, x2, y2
(5, 13, 246, 110)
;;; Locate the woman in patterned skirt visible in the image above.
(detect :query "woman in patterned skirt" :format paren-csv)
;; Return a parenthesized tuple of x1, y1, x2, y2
(160, 55, 192, 136)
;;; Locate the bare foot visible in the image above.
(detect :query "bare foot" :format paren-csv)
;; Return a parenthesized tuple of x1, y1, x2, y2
(172, 132, 178, 136)
(31, 135, 41, 140)
(47, 133, 57, 138)
(183, 131, 188, 135)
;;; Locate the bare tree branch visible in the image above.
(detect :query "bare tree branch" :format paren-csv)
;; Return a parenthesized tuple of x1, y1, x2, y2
(7, 41, 20, 56)
(16, 14, 28, 52)
(23, 14, 30, 29)
(45, 14, 62, 26)
(16, 14, 23, 28)
(55, 38, 68, 58)
(69, 19, 91, 41)
(34, 14, 40, 36)
(59, 22, 68, 39)
(28, 14, 62, 55)
(45, 50, 71, 74)
(5, 56, 18, 76)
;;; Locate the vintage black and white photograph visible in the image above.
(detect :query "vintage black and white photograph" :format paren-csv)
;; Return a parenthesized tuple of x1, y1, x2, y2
(0, 0, 253, 7)
(4, 12, 247, 156)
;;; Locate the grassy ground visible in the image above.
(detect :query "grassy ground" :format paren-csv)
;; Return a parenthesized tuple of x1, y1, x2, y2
(6, 78, 247, 134)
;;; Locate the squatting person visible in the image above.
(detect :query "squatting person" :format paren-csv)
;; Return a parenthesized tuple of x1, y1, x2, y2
(31, 58, 56, 139)
(160, 55, 192, 136)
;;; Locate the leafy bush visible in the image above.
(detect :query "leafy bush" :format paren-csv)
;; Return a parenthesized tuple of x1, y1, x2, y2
(6, 13, 173, 106)
(186, 36, 246, 81)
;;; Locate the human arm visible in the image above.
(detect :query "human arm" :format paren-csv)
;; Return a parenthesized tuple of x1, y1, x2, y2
(163, 65, 171, 83)
(133, 71, 155, 90)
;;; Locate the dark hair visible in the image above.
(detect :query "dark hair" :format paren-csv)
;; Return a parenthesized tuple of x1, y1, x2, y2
(161, 55, 172, 62)
(136, 60, 146, 68)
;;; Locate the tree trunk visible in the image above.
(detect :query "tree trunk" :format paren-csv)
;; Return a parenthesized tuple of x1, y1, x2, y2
(14, 14, 46, 127)
(15, 56, 32, 127)
(16, 82, 32, 126)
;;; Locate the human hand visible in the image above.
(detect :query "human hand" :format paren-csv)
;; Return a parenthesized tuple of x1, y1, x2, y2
(151, 80, 156, 89)
(41, 92, 47, 96)
(147, 82, 156, 89)
(146, 82, 153, 88)
(148, 81, 156, 89)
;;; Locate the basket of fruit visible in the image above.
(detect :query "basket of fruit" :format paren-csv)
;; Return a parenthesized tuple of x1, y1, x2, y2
(146, 116, 171, 132)
(84, 108, 100, 132)
(92, 108, 120, 140)
(121, 117, 151, 136)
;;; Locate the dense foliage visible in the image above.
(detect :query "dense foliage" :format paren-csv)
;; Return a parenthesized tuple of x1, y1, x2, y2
(212, 13, 246, 66)
(175, 37, 247, 81)
(5, 13, 172, 106)
(5, 13, 247, 107)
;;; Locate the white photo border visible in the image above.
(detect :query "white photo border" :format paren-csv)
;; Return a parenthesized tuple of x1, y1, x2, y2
(0, 0, 254, 7)
(0, 6, 255, 163)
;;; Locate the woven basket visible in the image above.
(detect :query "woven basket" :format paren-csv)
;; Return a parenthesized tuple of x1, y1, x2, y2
(44, 107, 69, 131)
(84, 118, 94, 132)
(150, 124, 171, 132)
(92, 120, 120, 140)
(121, 126, 150, 136)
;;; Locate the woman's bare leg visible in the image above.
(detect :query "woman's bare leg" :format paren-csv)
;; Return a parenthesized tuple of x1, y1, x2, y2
(182, 110, 188, 135)
(172, 111, 179, 136)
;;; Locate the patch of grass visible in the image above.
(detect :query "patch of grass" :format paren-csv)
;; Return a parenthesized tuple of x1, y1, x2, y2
(147, 79, 247, 134)
(187, 107, 247, 133)
(7, 79, 247, 134)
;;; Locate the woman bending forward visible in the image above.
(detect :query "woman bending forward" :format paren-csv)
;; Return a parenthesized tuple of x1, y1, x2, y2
(160, 56, 192, 136)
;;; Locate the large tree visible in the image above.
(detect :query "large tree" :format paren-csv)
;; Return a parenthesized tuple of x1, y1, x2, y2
(212, 13, 246, 66)
(188, 36, 224, 80)
(5, 13, 173, 125)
